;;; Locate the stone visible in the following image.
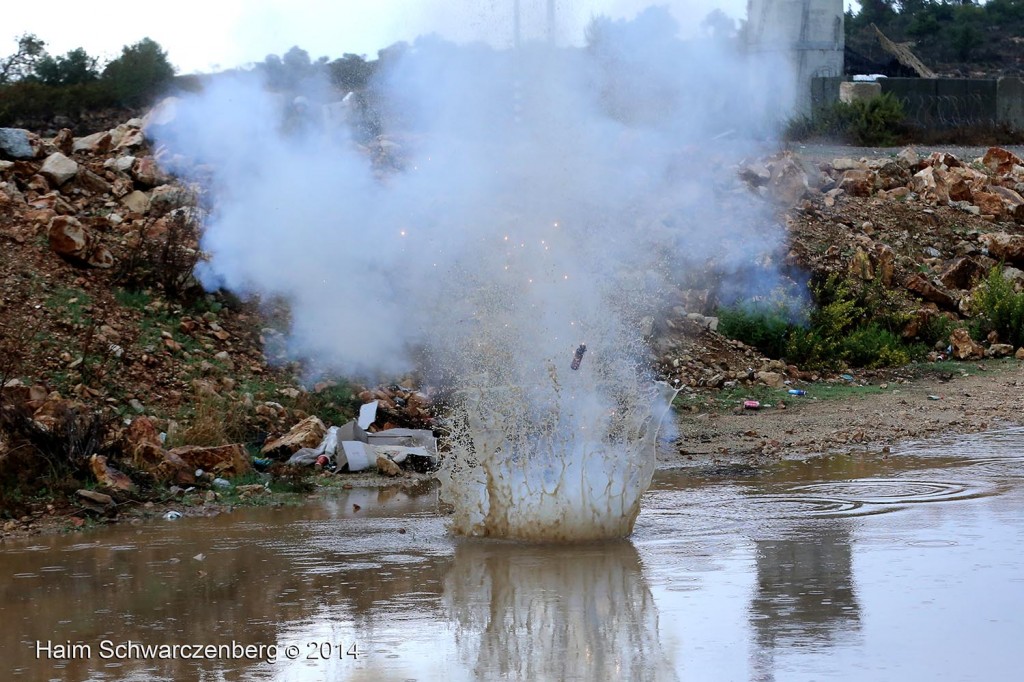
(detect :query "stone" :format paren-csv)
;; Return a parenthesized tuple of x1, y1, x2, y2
(104, 155, 135, 173)
(52, 128, 74, 155)
(910, 166, 949, 204)
(950, 328, 984, 360)
(72, 131, 112, 154)
(831, 157, 864, 172)
(77, 489, 114, 507)
(874, 159, 910, 190)
(39, 152, 79, 186)
(972, 191, 1007, 218)
(131, 156, 168, 187)
(896, 147, 920, 167)
(48, 215, 86, 255)
(1016, 347, 1024, 360)
(77, 168, 112, 195)
(873, 244, 895, 286)
(986, 343, 1015, 358)
(47, 215, 114, 268)
(0, 128, 36, 159)
(904, 273, 959, 310)
(849, 247, 874, 280)
(376, 453, 402, 477)
(149, 185, 192, 215)
(980, 233, 1024, 263)
(121, 190, 150, 214)
(982, 147, 1024, 176)
(168, 443, 253, 476)
(938, 257, 989, 291)
(261, 415, 327, 457)
(755, 371, 785, 388)
(113, 127, 145, 150)
(768, 154, 811, 205)
(90, 454, 135, 492)
(838, 169, 876, 197)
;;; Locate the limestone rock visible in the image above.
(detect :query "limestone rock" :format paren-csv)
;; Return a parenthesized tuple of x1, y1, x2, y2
(937, 257, 989, 291)
(77, 489, 115, 507)
(72, 131, 112, 154)
(910, 166, 949, 204)
(52, 128, 74, 155)
(755, 371, 785, 388)
(982, 147, 1024, 176)
(986, 343, 1015, 358)
(0, 128, 37, 159)
(261, 415, 327, 457)
(90, 454, 135, 492)
(39, 152, 79, 186)
(980, 233, 1024, 263)
(168, 443, 253, 476)
(131, 156, 168, 187)
(950, 328, 984, 360)
(838, 169, 876, 197)
(47, 215, 114, 268)
(121, 190, 150, 214)
(77, 168, 113, 195)
(1016, 347, 1024, 360)
(904, 273, 958, 310)
(376, 454, 402, 477)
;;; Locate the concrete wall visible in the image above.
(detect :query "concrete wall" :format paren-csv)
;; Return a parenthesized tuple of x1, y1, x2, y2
(810, 76, 1024, 131)
(747, 0, 845, 116)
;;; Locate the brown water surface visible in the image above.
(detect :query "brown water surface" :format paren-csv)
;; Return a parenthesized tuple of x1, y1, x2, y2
(4, 429, 1024, 681)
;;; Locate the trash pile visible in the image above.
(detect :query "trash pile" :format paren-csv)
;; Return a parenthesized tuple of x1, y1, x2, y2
(260, 393, 439, 478)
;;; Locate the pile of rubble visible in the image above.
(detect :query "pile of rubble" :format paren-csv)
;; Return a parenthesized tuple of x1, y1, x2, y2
(0, 111, 191, 267)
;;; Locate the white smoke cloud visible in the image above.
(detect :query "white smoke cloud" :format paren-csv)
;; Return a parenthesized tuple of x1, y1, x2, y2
(154, 6, 794, 384)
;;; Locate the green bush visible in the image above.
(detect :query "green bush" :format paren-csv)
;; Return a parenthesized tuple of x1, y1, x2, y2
(971, 266, 1024, 347)
(786, 92, 907, 146)
(717, 305, 793, 359)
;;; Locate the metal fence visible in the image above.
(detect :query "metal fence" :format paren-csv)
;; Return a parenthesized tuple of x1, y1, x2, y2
(810, 76, 1024, 130)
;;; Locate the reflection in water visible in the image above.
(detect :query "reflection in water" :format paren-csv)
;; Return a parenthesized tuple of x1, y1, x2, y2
(749, 524, 860, 681)
(443, 541, 677, 682)
(3, 429, 1024, 680)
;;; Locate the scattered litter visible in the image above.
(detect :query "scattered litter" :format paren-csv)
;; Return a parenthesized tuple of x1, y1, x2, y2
(340, 440, 373, 472)
(840, 374, 855, 382)
(193, 553, 205, 561)
(211, 478, 231, 489)
(570, 343, 587, 371)
(743, 400, 761, 410)
(927, 395, 942, 400)
(163, 511, 183, 520)
(357, 401, 379, 429)
(787, 389, 806, 396)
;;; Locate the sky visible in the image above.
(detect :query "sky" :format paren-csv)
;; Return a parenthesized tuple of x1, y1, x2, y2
(3, 0, 761, 75)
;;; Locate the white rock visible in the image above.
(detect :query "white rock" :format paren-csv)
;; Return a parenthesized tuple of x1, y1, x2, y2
(39, 152, 79, 186)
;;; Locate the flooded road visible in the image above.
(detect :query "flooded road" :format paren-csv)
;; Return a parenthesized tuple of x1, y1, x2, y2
(4, 428, 1024, 681)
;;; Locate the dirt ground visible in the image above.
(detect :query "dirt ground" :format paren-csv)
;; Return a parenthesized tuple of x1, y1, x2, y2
(661, 357, 1023, 467)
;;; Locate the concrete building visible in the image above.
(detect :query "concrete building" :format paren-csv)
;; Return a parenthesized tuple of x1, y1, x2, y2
(746, 0, 845, 116)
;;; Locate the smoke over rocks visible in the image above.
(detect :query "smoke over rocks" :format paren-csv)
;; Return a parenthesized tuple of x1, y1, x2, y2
(152, 7, 796, 387)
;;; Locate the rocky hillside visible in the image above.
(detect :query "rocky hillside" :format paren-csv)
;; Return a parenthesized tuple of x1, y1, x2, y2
(3, 108, 1024, 520)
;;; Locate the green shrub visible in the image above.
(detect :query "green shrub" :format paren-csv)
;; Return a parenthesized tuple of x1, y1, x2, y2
(786, 92, 907, 146)
(971, 266, 1024, 346)
(716, 305, 793, 359)
(783, 275, 911, 369)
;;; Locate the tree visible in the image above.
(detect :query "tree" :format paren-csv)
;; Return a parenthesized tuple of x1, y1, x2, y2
(33, 47, 99, 86)
(0, 33, 46, 84)
(102, 37, 175, 106)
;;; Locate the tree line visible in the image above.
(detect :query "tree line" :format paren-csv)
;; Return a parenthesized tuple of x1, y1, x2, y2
(848, 0, 1024, 71)
(0, 34, 175, 127)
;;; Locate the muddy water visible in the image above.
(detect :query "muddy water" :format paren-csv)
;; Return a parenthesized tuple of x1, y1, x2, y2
(4, 429, 1024, 681)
